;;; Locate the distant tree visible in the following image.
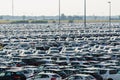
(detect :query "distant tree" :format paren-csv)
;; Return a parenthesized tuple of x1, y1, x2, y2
(52, 20, 56, 23)
(69, 20, 74, 23)
(11, 20, 29, 24)
(94, 15, 97, 20)
(67, 16, 74, 20)
(42, 16, 45, 20)
(61, 14, 66, 20)
(31, 20, 48, 23)
(72, 16, 83, 20)
(119, 16, 120, 20)
(22, 15, 26, 20)
(0, 16, 3, 20)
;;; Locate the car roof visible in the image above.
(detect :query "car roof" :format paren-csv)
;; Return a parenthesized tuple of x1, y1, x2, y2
(6, 67, 23, 72)
(38, 72, 59, 75)
(74, 74, 91, 76)
(6, 69, 23, 72)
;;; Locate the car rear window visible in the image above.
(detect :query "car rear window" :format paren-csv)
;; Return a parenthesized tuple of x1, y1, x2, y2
(71, 62, 79, 65)
(109, 70, 118, 74)
(100, 70, 107, 74)
(69, 58, 76, 61)
(52, 75, 60, 78)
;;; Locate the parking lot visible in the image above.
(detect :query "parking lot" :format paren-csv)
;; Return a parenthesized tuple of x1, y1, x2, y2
(0, 23, 120, 80)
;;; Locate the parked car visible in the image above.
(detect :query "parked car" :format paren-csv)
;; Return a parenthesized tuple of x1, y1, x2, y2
(99, 69, 120, 80)
(65, 74, 96, 80)
(0, 69, 26, 80)
(32, 72, 61, 80)
(81, 71, 103, 80)
(43, 69, 67, 79)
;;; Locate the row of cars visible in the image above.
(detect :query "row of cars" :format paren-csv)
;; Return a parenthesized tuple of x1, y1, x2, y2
(0, 23, 120, 80)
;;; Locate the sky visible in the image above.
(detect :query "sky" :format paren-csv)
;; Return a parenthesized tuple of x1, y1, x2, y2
(0, 0, 119, 16)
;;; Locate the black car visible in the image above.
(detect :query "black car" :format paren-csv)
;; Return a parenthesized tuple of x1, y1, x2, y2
(0, 69, 26, 80)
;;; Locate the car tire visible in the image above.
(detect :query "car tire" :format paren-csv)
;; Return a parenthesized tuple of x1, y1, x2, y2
(108, 78, 113, 80)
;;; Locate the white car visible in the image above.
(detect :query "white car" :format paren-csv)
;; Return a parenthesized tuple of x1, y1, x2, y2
(65, 74, 96, 80)
(33, 72, 61, 80)
(99, 69, 120, 80)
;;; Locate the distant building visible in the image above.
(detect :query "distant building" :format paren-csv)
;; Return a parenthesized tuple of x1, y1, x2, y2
(0, 15, 119, 21)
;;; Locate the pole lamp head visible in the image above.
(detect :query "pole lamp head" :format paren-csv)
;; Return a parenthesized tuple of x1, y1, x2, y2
(108, 1, 111, 4)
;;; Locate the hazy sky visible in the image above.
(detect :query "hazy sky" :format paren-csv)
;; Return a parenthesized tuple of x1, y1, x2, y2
(0, 0, 119, 16)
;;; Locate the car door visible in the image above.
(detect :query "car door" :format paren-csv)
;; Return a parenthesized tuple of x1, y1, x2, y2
(4, 72, 13, 80)
(34, 74, 50, 80)
(67, 76, 74, 80)
(0, 72, 6, 80)
(68, 76, 83, 80)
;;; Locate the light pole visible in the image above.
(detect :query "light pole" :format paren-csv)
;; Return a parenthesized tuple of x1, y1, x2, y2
(108, 1, 111, 28)
(12, 0, 14, 19)
(84, 0, 86, 28)
(59, 0, 61, 25)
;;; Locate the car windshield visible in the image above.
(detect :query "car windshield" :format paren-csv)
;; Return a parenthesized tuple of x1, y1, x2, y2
(60, 58, 67, 60)
(22, 70, 30, 74)
(66, 48, 74, 51)
(74, 76, 82, 79)
(21, 44, 28, 47)
(16, 72, 22, 75)
(0, 72, 5, 77)
(24, 52, 32, 54)
(38, 52, 46, 54)
(50, 51, 59, 53)
(86, 76, 95, 79)
(36, 74, 49, 78)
